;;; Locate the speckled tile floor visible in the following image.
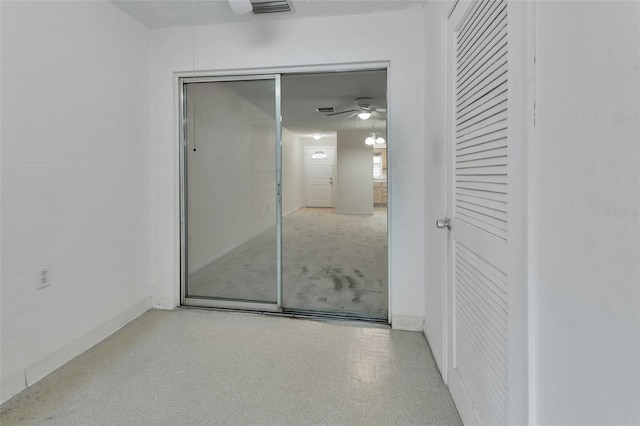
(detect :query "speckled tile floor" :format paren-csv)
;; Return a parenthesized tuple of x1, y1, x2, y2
(0, 309, 462, 426)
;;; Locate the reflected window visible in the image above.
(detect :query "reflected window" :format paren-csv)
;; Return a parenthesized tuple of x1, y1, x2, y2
(311, 151, 328, 159)
(373, 154, 383, 178)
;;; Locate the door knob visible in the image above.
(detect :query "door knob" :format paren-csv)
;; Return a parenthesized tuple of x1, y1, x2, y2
(436, 217, 452, 230)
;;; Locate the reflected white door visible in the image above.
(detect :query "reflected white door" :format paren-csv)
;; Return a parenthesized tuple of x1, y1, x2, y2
(305, 146, 334, 207)
(446, 1, 528, 425)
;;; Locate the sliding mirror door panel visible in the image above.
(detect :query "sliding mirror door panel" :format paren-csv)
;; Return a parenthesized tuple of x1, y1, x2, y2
(182, 77, 281, 309)
(280, 70, 388, 319)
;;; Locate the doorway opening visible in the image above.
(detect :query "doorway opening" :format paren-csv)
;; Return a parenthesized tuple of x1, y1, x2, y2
(180, 67, 388, 321)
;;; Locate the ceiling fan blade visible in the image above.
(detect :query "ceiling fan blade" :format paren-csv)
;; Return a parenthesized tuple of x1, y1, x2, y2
(342, 112, 359, 120)
(372, 110, 387, 120)
(326, 109, 358, 116)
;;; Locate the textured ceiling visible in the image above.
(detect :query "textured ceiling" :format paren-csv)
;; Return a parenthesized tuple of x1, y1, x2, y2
(110, 0, 426, 29)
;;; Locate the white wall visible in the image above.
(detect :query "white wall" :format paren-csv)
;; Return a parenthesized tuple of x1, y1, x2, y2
(186, 82, 276, 273)
(150, 11, 427, 328)
(422, 0, 453, 375)
(281, 129, 303, 216)
(532, 2, 640, 424)
(336, 130, 373, 215)
(1, 1, 152, 403)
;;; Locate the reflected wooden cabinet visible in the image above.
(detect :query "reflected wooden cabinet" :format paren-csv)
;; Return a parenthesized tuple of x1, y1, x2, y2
(373, 147, 387, 205)
(374, 182, 388, 205)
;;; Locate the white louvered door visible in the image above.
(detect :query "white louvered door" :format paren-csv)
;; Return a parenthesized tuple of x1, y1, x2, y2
(446, 1, 529, 425)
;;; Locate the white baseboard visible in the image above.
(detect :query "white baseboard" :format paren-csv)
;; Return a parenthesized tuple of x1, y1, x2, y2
(282, 206, 303, 217)
(391, 314, 424, 331)
(335, 210, 375, 215)
(423, 324, 445, 379)
(1, 297, 152, 405)
(152, 300, 178, 310)
(0, 371, 26, 405)
(449, 371, 482, 426)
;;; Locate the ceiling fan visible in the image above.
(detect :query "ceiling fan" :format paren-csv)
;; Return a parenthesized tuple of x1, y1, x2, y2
(322, 97, 387, 121)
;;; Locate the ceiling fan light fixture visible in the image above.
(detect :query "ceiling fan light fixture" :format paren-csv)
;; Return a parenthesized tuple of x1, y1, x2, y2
(365, 130, 386, 146)
(357, 111, 372, 120)
(312, 133, 322, 140)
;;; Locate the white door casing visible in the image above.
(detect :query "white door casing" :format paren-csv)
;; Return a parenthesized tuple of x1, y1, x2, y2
(305, 146, 334, 208)
(446, 1, 529, 425)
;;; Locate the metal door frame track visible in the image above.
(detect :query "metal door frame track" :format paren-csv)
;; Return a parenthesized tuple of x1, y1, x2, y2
(179, 305, 389, 325)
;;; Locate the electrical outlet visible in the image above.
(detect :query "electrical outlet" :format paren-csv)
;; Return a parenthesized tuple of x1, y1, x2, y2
(36, 266, 52, 289)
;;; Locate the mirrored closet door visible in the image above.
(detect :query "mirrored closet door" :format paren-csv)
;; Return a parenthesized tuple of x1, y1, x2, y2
(181, 76, 282, 311)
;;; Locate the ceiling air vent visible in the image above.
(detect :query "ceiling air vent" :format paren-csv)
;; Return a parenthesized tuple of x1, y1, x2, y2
(250, 0, 294, 14)
(316, 107, 335, 113)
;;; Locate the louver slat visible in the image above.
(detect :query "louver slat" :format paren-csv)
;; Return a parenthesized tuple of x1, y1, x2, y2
(457, 4, 507, 76)
(457, 82, 508, 123)
(457, 132, 507, 152)
(456, 192, 507, 212)
(456, 112, 507, 141)
(457, 19, 507, 89)
(457, 145, 507, 161)
(457, 0, 503, 58)
(457, 62, 508, 109)
(457, 201, 507, 222)
(455, 242, 509, 425)
(453, 2, 509, 425)
(456, 100, 508, 134)
(458, 25, 507, 85)
(457, 122, 507, 148)
(456, 187, 507, 203)
(455, 0, 508, 242)
(457, 81, 508, 122)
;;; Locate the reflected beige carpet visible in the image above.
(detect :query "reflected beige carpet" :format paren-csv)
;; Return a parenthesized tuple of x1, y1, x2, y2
(188, 207, 387, 317)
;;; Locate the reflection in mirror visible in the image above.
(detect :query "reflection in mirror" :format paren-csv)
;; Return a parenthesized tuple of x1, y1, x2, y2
(281, 70, 388, 319)
(184, 79, 277, 304)
(182, 70, 388, 319)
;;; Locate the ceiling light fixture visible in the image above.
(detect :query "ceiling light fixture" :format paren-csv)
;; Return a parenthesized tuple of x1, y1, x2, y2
(365, 132, 385, 145)
(357, 111, 372, 120)
(312, 134, 322, 140)
(365, 120, 385, 146)
(229, 0, 253, 14)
